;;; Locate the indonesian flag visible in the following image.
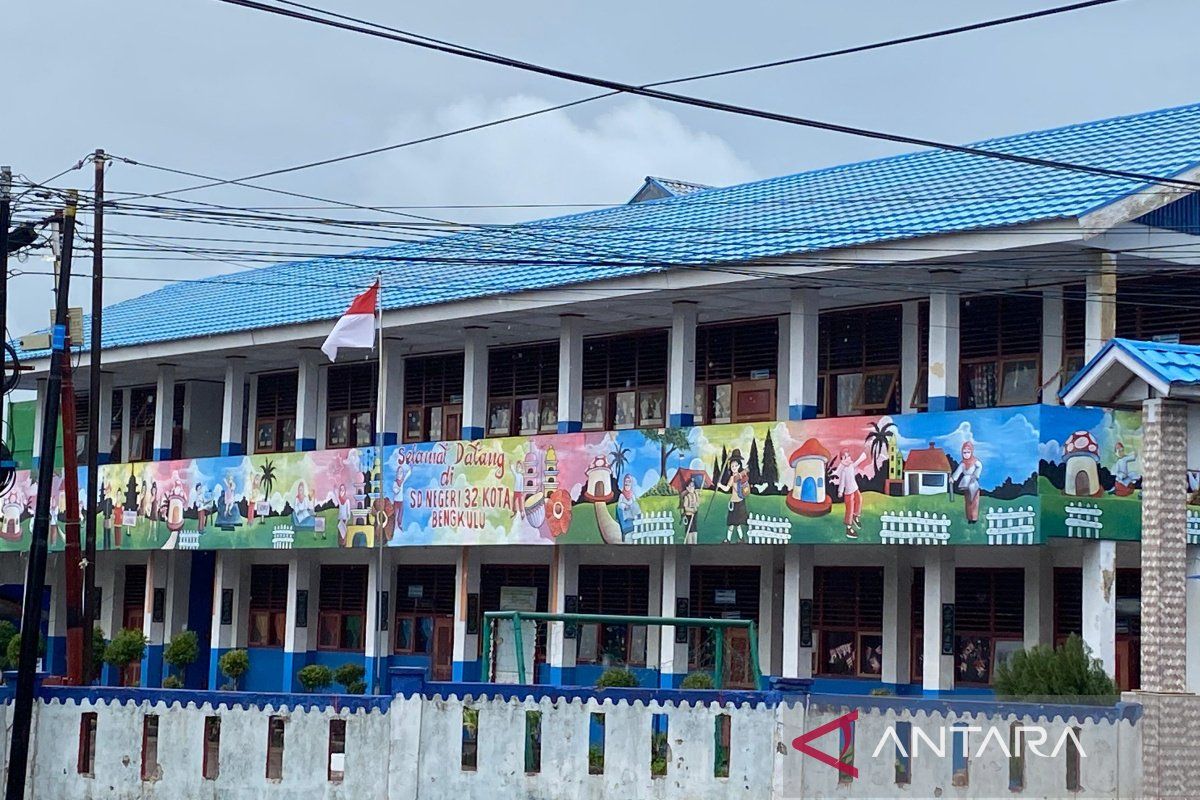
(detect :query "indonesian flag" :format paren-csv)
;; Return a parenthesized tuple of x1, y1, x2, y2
(321, 280, 378, 361)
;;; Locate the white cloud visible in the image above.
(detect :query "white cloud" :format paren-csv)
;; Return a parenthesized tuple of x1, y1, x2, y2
(371, 96, 758, 220)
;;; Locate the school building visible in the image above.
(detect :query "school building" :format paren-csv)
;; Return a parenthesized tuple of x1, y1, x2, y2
(8, 102, 1200, 696)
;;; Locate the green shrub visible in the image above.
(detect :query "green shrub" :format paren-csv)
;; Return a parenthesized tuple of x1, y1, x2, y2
(298, 664, 334, 693)
(162, 675, 184, 689)
(869, 687, 893, 697)
(334, 662, 366, 694)
(90, 627, 107, 681)
(218, 649, 250, 690)
(595, 667, 639, 689)
(163, 630, 199, 684)
(102, 628, 147, 670)
(993, 634, 1116, 700)
(0, 620, 17, 669)
(5, 630, 45, 670)
(680, 671, 714, 690)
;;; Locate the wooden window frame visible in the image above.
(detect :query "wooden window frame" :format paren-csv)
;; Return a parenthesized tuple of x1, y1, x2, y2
(202, 716, 221, 780)
(77, 711, 98, 776)
(317, 565, 368, 652)
(326, 363, 377, 449)
(852, 367, 899, 412)
(128, 386, 156, 462)
(247, 564, 289, 649)
(576, 565, 650, 667)
(812, 566, 884, 678)
(254, 371, 298, 454)
(961, 354, 1042, 409)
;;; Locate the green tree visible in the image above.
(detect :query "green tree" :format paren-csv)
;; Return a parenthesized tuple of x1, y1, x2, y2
(163, 630, 199, 687)
(0, 620, 18, 669)
(103, 628, 148, 686)
(642, 428, 691, 483)
(334, 662, 366, 694)
(218, 649, 250, 691)
(6, 630, 45, 671)
(993, 634, 1116, 700)
(298, 664, 333, 693)
(595, 667, 639, 688)
(761, 430, 780, 491)
(259, 459, 277, 498)
(90, 627, 107, 682)
(747, 439, 761, 488)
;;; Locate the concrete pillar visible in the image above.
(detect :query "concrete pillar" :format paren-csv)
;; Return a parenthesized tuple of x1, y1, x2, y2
(1023, 548, 1054, 650)
(1081, 539, 1117, 678)
(283, 554, 313, 692)
(781, 547, 800, 677)
(95, 371, 114, 464)
(461, 328, 488, 440)
(208, 552, 248, 688)
(1140, 397, 1189, 692)
(757, 550, 776, 682)
(922, 547, 955, 692)
(786, 289, 820, 420)
(159, 552, 191, 685)
(32, 377, 46, 467)
(1041, 287, 1064, 405)
(658, 547, 691, 687)
(546, 547, 578, 684)
(1187, 544, 1200, 693)
(556, 315, 584, 433)
(775, 314, 791, 421)
(900, 300, 920, 414)
(365, 555, 386, 692)
(295, 350, 321, 451)
(44, 554, 67, 676)
(667, 301, 698, 427)
(220, 356, 247, 456)
(452, 546, 482, 680)
(151, 364, 175, 461)
(928, 288, 960, 412)
(883, 550, 912, 686)
(379, 338, 405, 445)
(119, 387, 132, 463)
(96, 557, 123, 685)
(1085, 250, 1117, 360)
(140, 551, 168, 686)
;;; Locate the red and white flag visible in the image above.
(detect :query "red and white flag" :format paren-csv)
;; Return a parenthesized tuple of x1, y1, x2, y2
(321, 280, 379, 361)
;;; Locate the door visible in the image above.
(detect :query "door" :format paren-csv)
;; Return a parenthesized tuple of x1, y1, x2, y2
(801, 476, 817, 503)
(121, 605, 143, 686)
(431, 617, 454, 681)
(724, 628, 755, 689)
(443, 406, 462, 442)
(1074, 469, 1090, 496)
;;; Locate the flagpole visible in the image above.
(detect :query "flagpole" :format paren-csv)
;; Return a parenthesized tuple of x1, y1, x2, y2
(373, 271, 384, 694)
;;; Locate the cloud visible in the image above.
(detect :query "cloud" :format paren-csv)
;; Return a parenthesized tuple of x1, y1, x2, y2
(371, 96, 758, 219)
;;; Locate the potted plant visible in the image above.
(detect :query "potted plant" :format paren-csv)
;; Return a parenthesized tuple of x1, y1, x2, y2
(680, 671, 715, 690)
(103, 628, 148, 687)
(298, 664, 333, 693)
(334, 662, 366, 694)
(218, 649, 250, 691)
(162, 630, 199, 689)
(595, 667, 639, 689)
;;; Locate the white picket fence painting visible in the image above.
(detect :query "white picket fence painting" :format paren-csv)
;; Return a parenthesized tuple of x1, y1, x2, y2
(272, 525, 295, 549)
(879, 511, 951, 545)
(626, 511, 674, 544)
(746, 513, 792, 544)
(177, 530, 200, 550)
(1188, 510, 1200, 546)
(986, 505, 1037, 545)
(1065, 502, 1103, 539)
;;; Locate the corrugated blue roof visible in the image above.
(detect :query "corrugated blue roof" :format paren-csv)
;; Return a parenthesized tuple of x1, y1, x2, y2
(21, 102, 1200, 359)
(1073, 339, 1200, 396)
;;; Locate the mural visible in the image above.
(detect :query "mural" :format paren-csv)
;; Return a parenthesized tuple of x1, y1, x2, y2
(0, 405, 1194, 551)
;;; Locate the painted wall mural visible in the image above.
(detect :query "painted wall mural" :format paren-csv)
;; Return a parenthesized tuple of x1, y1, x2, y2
(0, 405, 1195, 551)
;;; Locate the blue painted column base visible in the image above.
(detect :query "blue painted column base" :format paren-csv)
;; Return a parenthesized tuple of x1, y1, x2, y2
(788, 404, 818, 420)
(295, 438, 317, 452)
(556, 420, 582, 434)
(152, 448, 172, 461)
(461, 427, 485, 441)
(376, 432, 398, 446)
(928, 396, 959, 412)
(140, 644, 164, 688)
(219, 442, 245, 457)
(667, 413, 694, 428)
(452, 660, 480, 682)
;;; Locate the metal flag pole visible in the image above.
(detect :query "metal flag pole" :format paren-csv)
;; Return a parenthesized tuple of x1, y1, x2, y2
(372, 272, 384, 693)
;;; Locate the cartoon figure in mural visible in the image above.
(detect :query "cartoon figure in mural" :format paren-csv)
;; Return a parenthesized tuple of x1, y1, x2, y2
(1, 484, 25, 541)
(616, 474, 642, 537)
(215, 473, 243, 529)
(717, 449, 750, 543)
(950, 441, 983, 524)
(100, 482, 115, 549)
(829, 448, 868, 539)
(291, 480, 317, 532)
(149, 481, 160, 523)
(245, 475, 260, 527)
(336, 484, 353, 547)
(678, 474, 701, 545)
(192, 483, 209, 531)
(1112, 441, 1140, 496)
(161, 479, 188, 533)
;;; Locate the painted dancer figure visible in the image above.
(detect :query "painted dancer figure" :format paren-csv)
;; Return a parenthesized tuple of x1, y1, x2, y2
(718, 449, 750, 543)
(951, 441, 983, 524)
(678, 475, 700, 545)
(830, 448, 867, 539)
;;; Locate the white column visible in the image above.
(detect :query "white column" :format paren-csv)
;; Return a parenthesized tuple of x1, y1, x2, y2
(119, 387, 132, 463)
(220, 356, 247, 456)
(31, 377, 46, 466)
(667, 301, 698, 427)
(883, 550, 912, 686)
(95, 371, 114, 464)
(1085, 250, 1116, 360)
(141, 551, 169, 686)
(45, 554, 66, 675)
(556, 315, 584, 433)
(208, 552, 247, 688)
(365, 555, 385, 692)
(922, 547, 955, 692)
(461, 327, 488, 440)
(757, 550, 776, 680)
(1041, 287, 1064, 405)
(1081, 539, 1117, 678)
(379, 338, 405, 445)
(1187, 545, 1200, 693)
(900, 300, 920, 414)
(452, 546, 482, 680)
(283, 554, 313, 693)
(547, 547, 578, 682)
(928, 287, 960, 412)
(775, 314, 791, 421)
(152, 363, 175, 461)
(1024, 548, 1054, 650)
(781, 547, 801, 678)
(787, 289, 820, 420)
(658, 547, 691, 687)
(295, 350, 321, 451)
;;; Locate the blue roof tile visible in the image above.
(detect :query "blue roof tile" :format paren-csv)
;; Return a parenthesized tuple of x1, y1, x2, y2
(19, 102, 1200, 359)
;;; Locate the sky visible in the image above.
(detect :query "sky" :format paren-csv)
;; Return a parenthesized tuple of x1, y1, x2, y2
(3, 0, 1200, 343)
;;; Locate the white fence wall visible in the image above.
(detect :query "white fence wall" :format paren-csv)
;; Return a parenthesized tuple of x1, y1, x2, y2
(21, 689, 1151, 799)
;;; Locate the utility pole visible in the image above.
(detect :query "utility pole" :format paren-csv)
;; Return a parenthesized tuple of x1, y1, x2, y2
(5, 193, 77, 800)
(61, 335, 84, 685)
(0, 166, 9, 348)
(82, 151, 104, 682)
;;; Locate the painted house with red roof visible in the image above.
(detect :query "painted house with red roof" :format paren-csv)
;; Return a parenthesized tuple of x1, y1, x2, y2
(903, 442, 952, 496)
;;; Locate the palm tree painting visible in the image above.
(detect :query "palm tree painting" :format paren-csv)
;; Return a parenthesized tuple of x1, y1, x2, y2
(259, 460, 277, 499)
(609, 444, 631, 485)
(864, 421, 896, 469)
